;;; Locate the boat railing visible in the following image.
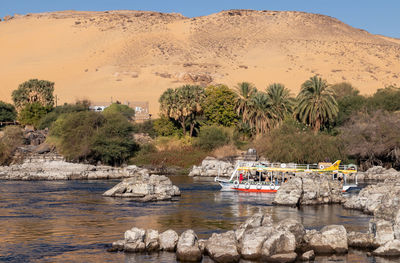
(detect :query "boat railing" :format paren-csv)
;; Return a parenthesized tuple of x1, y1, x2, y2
(237, 162, 358, 172)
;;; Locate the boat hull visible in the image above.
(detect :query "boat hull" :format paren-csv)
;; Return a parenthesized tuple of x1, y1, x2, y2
(217, 180, 279, 193)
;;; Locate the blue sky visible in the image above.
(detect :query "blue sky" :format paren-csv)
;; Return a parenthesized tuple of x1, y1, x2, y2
(1, 0, 399, 38)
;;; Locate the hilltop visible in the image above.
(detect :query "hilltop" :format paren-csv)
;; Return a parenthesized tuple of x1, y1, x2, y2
(1, 9, 399, 114)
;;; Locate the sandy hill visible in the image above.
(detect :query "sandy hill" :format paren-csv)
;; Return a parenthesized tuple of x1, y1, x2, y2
(1, 9, 399, 114)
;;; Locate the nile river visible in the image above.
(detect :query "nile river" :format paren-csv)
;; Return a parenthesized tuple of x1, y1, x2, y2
(0, 176, 393, 262)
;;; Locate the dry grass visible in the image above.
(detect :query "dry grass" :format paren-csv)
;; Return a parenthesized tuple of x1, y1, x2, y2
(211, 144, 240, 159)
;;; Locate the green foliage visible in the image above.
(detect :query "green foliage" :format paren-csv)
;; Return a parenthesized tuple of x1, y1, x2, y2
(254, 120, 346, 163)
(266, 83, 294, 122)
(341, 110, 400, 170)
(203, 85, 238, 127)
(50, 111, 138, 165)
(0, 126, 24, 165)
(38, 100, 90, 129)
(132, 120, 157, 138)
(0, 101, 17, 122)
(159, 85, 205, 136)
(331, 82, 360, 99)
(103, 103, 135, 120)
(195, 125, 231, 151)
(12, 79, 55, 109)
(234, 82, 257, 123)
(153, 117, 180, 137)
(295, 76, 339, 132)
(18, 103, 52, 128)
(367, 86, 400, 112)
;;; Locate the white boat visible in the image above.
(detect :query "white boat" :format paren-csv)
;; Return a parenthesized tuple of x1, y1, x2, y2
(215, 160, 358, 193)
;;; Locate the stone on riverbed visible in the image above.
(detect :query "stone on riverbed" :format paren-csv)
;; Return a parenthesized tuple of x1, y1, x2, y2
(176, 229, 202, 262)
(240, 226, 275, 260)
(372, 240, 400, 257)
(369, 219, 395, 246)
(159, 229, 179, 252)
(261, 231, 297, 262)
(145, 229, 160, 251)
(205, 231, 240, 263)
(347, 231, 377, 249)
(235, 213, 272, 241)
(300, 250, 315, 261)
(305, 225, 348, 254)
(103, 174, 180, 201)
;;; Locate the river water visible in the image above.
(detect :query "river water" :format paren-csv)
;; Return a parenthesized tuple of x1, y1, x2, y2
(0, 176, 394, 262)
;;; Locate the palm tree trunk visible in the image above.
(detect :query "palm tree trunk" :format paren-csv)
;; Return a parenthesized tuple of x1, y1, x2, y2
(181, 118, 186, 136)
(189, 123, 195, 137)
(314, 118, 321, 134)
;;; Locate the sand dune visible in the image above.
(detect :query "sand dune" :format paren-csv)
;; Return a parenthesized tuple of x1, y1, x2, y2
(1, 10, 399, 114)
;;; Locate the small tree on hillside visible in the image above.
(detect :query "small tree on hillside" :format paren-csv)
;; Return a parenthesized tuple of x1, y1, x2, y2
(0, 101, 17, 122)
(12, 79, 55, 110)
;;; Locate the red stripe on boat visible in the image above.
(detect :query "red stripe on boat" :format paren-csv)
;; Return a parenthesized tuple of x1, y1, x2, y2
(233, 188, 277, 193)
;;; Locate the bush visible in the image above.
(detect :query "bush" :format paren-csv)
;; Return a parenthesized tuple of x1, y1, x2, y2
(133, 120, 157, 138)
(153, 117, 180, 137)
(18, 102, 52, 128)
(49, 111, 139, 165)
(195, 125, 231, 151)
(38, 100, 90, 129)
(253, 120, 346, 164)
(203, 85, 238, 126)
(12, 79, 55, 110)
(0, 126, 24, 165)
(103, 103, 135, 120)
(341, 110, 400, 170)
(367, 86, 400, 112)
(0, 101, 17, 122)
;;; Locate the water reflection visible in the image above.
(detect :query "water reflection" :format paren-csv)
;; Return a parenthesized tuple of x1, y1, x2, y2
(0, 176, 392, 262)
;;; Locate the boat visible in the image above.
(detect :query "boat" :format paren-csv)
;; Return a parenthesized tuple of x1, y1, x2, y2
(215, 160, 358, 193)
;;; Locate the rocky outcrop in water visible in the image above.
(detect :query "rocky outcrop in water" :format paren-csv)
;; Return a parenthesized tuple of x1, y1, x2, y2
(0, 156, 150, 180)
(273, 174, 343, 206)
(103, 174, 180, 201)
(111, 212, 397, 262)
(356, 166, 400, 181)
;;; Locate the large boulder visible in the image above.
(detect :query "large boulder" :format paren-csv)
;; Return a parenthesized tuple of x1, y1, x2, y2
(124, 227, 146, 252)
(372, 240, 400, 257)
(159, 229, 179, 252)
(347, 231, 377, 249)
(145, 229, 159, 251)
(261, 231, 297, 262)
(205, 231, 240, 263)
(240, 226, 275, 260)
(276, 219, 305, 248)
(103, 174, 180, 201)
(176, 230, 202, 262)
(369, 219, 395, 246)
(274, 174, 343, 206)
(189, 157, 235, 177)
(235, 213, 272, 241)
(305, 225, 348, 254)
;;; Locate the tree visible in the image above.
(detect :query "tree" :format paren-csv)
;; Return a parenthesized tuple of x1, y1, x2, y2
(0, 126, 24, 165)
(195, 125, 231, 151)
(331, 82, 360, 99)
(266, 83, 294, 124)
(153, 117, 180, 137)
(295, 76, 338, 132)
(234, 82, 257, 123)
(203, 85, 238, 127)
(12, 79, 55, 110)
(18, 102, 52, 128)
(247, 92, 277, 135)
(103, 103, 135, 120)
(368, 85, 400, 112)
(159, 85, 205, 137)
(0, 101, 17, 122)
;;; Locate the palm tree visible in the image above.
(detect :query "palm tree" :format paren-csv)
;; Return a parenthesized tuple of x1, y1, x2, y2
(266, 83, 294, 123)
(234, 82, 257, 123)
(295, 76, 338, 132)
(248, 92, 276, 135)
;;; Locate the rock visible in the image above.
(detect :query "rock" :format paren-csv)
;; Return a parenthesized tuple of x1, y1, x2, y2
(205, 231, 240, 263)
(276, 219, 305, 248)
(240, 226, 274, 260)
(34, 143, 51, 154)
(369, 219, 395, 246)
(109, 239, 126, 252)
(103, 174, 180, 201)
(235, 213, 272, 241)
(189, 157, 235, 177)
(347, 231, 377, 249)
(274, 174, 343, 206)
(300, 250, 315, 261)
(159, 229, 179, 252)
(145, 229, 159, 251)
(306, 225, 348, 254)
(261, 231, 297, 262)
(3, 15, 13, 21)
(176, 230, 202, 262)
(198, 239, 206, 254)
(124, 241, 146, 252)
(124, 227, 145, 243)
(372, 240, 400, 257)
(394, 210, 400, 240)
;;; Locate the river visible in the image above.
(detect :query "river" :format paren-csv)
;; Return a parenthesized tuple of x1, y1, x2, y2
(0, 176, 393, 262)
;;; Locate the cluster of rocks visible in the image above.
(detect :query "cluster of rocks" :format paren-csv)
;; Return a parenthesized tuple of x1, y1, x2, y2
(343, 179, 400, 256)
(110, 212, 400, 262)
(356, 166, 400, 181)
(273, 174, 343, 206)
(103, 174, 180, 201)
(0, 158, 150, 180)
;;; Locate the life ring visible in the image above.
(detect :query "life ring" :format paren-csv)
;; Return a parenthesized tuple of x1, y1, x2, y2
(270, 183, 275, 190)
(280, 163, 287, 168)
(245, 182, 251, 189)
(233, 180, 239, 188)
(319, 164, 325, 169)
(256, 183, 262, 190)
(348, 164, 357, 170)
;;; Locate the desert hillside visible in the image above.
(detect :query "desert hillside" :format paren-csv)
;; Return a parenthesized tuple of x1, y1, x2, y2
(1, 9, 399, 114)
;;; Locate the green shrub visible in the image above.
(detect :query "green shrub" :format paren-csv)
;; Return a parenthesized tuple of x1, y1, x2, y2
(12, 79, 55, 110)
(153, 117, 180, 137)
(0, 101, 17, 122)
(0, 126, 24, 165)
(195, 125, 231, 151)
(203, 85, 238, 127)
(133, 120, 157, 138)
(367, 86, 400, 112)
(18, 102, 52, 128)
(254, 120, 346, 164)
(103, 103, 135, 120)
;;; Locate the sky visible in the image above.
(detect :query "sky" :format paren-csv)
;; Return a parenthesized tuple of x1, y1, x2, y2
(1, 0, 400, 38)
